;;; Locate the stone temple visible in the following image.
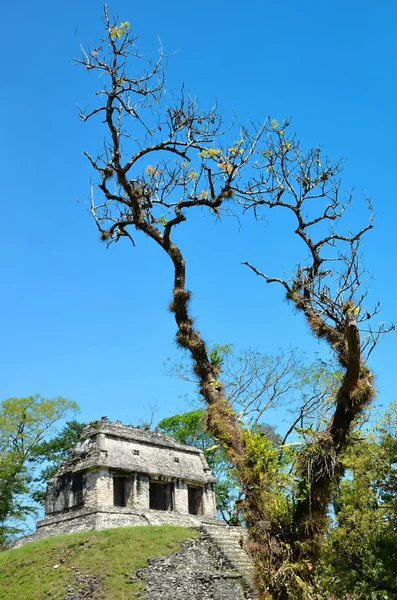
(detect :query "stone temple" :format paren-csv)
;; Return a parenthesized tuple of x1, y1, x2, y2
(34, 417, 219, 540)
(13, 418, 257, 597)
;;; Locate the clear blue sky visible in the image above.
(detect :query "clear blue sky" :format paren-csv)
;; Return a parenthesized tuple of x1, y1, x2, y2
(1, 0, 396, 431)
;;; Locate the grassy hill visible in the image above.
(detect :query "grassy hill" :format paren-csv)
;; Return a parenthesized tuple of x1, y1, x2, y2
(0, 525, 198, 600)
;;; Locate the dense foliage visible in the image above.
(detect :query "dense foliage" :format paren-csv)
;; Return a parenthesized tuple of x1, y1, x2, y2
(0, 395, 78, 546)
(316, 404, 397, 599)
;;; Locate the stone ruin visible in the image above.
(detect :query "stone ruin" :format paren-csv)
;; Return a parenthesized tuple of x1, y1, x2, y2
(13, 417, 257, 597)
(29, 417, 219, 542)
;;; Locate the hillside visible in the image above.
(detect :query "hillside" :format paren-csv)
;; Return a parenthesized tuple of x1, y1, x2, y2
(0, 526, 198, 600)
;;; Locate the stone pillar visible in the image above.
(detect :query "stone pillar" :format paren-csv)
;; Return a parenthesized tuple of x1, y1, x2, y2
(125, 475, 135, 508)
(134, 473, 150, 510)
(84, 468, 113, 508)
(174, 480, 189, 514)
(202, 483, 217, 517)
(165, 482, 174, 511)
(45, 480, 57, 515)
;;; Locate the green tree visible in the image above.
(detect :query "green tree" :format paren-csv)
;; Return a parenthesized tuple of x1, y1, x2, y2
(29, 420, 86, 505)
(0, 395, 78, 546)
(0, 453, 29, 546)
(316, 403, 397, 599)
(158, 410, 213, 451)
(76, 11, 392, 598)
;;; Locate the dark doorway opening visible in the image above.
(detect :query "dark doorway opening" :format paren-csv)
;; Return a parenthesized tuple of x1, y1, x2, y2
(188, 486, 203, 515)
(149, 481, 174, 511)
(71, 473, 84, 506)
(113, 476, 126, 507)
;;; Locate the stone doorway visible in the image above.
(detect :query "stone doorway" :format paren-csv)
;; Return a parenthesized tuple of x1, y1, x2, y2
(149, 481, 174, 511)
(188, 486, 203, 515)
(113, 476, 127, 507)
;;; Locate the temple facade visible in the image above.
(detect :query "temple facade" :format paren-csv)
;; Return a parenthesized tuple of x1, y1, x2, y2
(24, 417, 218, 543)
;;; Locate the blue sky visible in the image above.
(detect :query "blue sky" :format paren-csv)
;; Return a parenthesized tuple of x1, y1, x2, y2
(1, 0, 396, 433)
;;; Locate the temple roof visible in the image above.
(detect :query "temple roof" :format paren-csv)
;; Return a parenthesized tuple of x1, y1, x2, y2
(55, 417, 216, 484)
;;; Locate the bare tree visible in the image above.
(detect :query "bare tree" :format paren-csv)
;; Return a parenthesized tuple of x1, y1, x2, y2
(168, 345, 337, 432)
(76, 12, 392, 599)
(75, 7, 265, 512)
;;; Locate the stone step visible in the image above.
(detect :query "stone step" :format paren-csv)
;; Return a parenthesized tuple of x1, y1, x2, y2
(200, 525, 258, 597)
